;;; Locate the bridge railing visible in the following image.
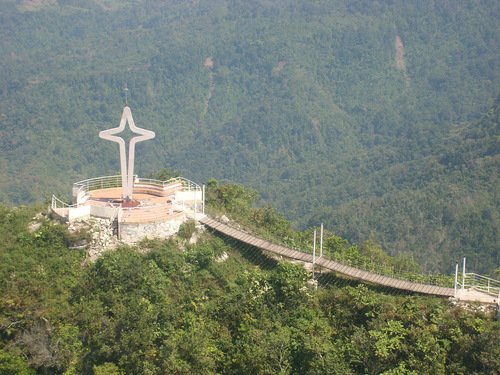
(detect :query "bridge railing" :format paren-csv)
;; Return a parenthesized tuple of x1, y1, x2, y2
(459, 273, 500, 297)
(314, 251, 454, 287)
(327, 253, 454, 288)
(217, 219, 454, 288)
(283, 232, 452, 287)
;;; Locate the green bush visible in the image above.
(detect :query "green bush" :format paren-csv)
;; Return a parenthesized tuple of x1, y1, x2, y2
(178, 219, 196, 241)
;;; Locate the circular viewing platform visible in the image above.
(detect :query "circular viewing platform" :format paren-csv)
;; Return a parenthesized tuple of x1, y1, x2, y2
(51, 175, 203, 224)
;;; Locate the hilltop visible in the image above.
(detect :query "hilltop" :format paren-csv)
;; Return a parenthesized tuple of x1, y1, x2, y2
(1, 191, 499, 373)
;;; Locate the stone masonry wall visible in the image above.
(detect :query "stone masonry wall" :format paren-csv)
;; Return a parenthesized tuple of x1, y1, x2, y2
(119, 214, 187, 244)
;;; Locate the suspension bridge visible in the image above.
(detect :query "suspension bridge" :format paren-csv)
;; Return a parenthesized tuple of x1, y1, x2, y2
(200, 216, 500, 304)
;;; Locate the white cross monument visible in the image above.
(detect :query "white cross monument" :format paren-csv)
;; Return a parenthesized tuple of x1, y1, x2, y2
(99, 104, 155, 201)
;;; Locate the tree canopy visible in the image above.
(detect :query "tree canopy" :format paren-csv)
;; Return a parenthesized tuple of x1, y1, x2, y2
(0, 1, 498, 271)
(0, 199, 499, 374)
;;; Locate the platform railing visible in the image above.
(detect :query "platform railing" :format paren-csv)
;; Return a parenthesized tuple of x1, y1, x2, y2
(50, 194, 77, 220)
(74, 175, 126, 193)
(55, 175, 202, 222)
(135, 176, 200, 191)
(170, 177, 200, 191)
(73, 175, 201, 195)
(134, 178, 165, 187)
(51, 194, 76, 210)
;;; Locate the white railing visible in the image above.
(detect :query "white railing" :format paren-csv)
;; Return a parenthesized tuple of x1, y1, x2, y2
(135, 176, 200, 191)
(134, 178, 165, 187)
(454, 258, 500, 300)
(74, 174, 125, 193)
(54, 175, 202, 222)
(171, 176, 200, 191)
(51, 194, 76, 210)
(460, 273, 500, 297)
(50, 194, 77, 221)
(73, 175, 200, 195)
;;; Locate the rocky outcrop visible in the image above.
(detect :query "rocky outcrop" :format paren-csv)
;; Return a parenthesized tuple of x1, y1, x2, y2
(68, 218, 120, 262)
(66, 215, 189, 262)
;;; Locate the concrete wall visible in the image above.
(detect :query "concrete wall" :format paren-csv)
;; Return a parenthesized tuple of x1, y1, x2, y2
(64, 205, 117, 222)
(118, 213, 186, 243)
(72, 186, 80, 204)
(68, 206, 91, 221)
(90, 206, 119, 219)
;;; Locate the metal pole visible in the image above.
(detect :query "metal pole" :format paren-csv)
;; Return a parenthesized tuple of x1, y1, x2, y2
(312, 229, 316, 279)
(462, 257, 466, 290)
(194, 191, 197, 221)
(202, 184, 205, 215)
(454, 262, 458, 298)
(320, 223, 323, 259)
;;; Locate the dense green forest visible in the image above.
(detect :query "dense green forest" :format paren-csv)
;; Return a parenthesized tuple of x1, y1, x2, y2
(0, 0, 498, 273)
(1, 195, 499, 374)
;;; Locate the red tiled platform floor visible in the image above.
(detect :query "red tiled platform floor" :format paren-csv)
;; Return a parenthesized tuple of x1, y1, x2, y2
(83, 187, 182, 223)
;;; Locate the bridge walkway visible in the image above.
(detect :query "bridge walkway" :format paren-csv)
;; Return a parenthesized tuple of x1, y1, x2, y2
(200, 217, 455, 297)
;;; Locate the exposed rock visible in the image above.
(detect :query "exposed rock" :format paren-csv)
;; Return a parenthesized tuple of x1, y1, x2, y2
(67, 217, 120, 263)
(215, 251, 228, 263)
(189, 231, 199, 245)
(203, 57, 214, 69)
(307, 278, 318, 289)
(33, 212, 45, 220)
(28, 212, 47, 232)
(220, 215, 230, 223)
(119, 216, 185, 244)
(28, 222, 42, 233)
(65, 213, 190, 262)
(449, 298, 499, 313)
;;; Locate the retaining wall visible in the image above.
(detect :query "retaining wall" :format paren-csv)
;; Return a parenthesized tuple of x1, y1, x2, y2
(119, 213, 186, 243)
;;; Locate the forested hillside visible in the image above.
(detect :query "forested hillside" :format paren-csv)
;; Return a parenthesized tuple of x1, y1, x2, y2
(1, 204, 499, 374)
(0, 0, 498, 272)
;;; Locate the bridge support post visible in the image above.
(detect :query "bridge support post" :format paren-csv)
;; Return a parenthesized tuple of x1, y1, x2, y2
(320, 223, 323, 259)
(194, 189, 197, 222)
(454, 262, 458, 298)
(462, 257, 466, 291)
(202, 184, 205, 215)
(312, 229, 316, 279)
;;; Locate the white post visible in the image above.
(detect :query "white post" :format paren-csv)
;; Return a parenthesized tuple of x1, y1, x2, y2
(194, 190, 197, 221)
(202, 184, 205, 215)
(312, 229, 316, 279)
(320, 223, 323, 259)
(454, 262, 459, 298)
(462, 257, 466, 291)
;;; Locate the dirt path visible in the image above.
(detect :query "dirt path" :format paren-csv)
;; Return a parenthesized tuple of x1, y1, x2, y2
(202, 57, 215, 118)
(395, 35, 410, 88)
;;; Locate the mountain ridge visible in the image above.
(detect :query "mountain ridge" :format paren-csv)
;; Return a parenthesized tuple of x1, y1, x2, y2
(0, 0, 498, 272)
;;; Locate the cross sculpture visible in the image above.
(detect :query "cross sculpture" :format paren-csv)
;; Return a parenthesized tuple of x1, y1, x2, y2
(99, 105, 155, 201)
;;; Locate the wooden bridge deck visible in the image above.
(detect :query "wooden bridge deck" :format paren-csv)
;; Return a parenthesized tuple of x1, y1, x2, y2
(200, 217, 455, 297)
